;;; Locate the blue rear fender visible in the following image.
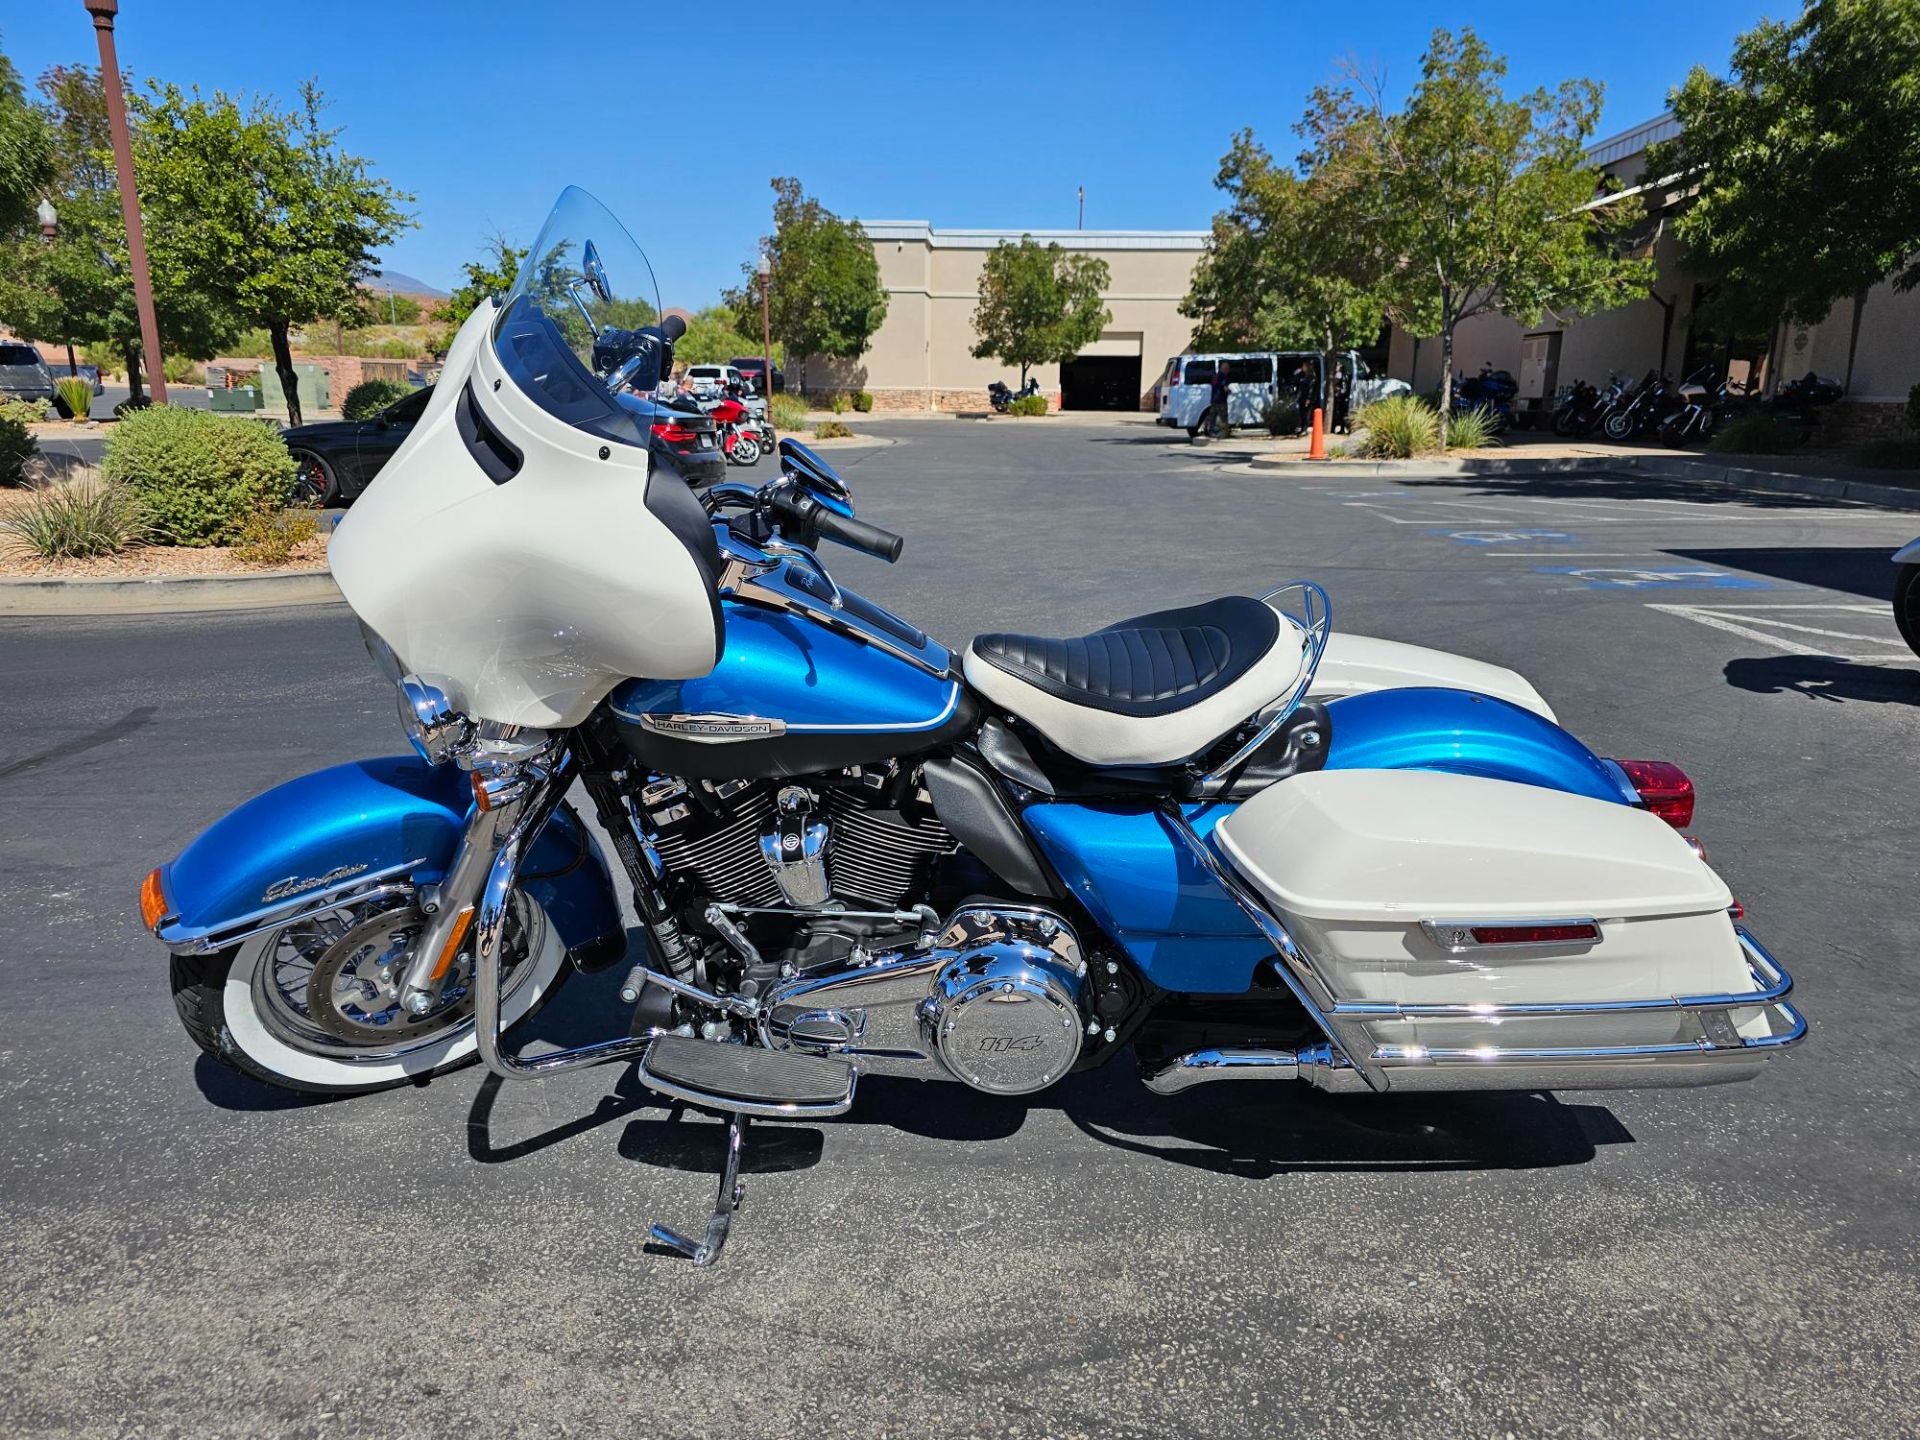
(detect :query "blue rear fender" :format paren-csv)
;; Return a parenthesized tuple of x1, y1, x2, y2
(153, 755, 623, 960)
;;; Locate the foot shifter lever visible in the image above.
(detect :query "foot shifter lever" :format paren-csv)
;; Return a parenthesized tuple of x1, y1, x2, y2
(648, 1112, 748, 1267)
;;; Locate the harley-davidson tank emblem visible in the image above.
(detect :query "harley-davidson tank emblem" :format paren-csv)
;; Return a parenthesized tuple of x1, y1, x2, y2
(638, 713, 787, 743)
(262, 864, 369, 903)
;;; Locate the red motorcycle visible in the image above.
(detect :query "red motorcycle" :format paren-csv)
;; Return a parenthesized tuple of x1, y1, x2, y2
(705, 396, 774, 466)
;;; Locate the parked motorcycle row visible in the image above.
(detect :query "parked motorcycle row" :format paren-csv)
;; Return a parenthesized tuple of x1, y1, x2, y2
(1550, 367, 1844, 448)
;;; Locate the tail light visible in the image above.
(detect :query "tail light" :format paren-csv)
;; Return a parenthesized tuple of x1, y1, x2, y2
(651, 422, 700, 444)
(1615, 758, 1695, 828)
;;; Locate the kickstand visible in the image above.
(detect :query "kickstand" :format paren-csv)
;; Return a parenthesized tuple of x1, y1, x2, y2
(648, 1112, 749, 1266)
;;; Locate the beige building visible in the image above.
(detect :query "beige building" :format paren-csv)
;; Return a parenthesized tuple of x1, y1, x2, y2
(807, 222, 1207, 411)
(1386, 114, 1920, 440)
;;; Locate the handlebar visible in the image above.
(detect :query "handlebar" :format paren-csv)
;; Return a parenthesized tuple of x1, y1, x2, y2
(772, 489, 904, 563)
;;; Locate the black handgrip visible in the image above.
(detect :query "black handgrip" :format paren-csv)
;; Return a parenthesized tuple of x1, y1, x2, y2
(780, 491, 904, 562)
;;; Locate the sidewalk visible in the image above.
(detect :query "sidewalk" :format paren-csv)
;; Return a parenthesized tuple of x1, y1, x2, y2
(1239, 427, 1920, 511)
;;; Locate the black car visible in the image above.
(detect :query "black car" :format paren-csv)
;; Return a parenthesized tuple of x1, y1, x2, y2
(283, 384, 724, 506)
(285, 386, 433, 505)
(728, 356, 785, 395)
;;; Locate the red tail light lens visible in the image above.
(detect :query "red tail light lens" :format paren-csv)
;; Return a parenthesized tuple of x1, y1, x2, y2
(1615, 758, 1695, 829)
(1468, 922, 1601, 946)
(651, 423, 699, 444)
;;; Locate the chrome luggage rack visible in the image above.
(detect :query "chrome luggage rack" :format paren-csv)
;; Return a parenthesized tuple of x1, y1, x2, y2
(1157, 808, 1807, 1096)
(1199, 580, 1332, 787)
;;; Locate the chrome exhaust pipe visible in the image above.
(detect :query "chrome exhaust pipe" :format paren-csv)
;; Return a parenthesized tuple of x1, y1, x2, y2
(1144, 1043, 1352, 1095)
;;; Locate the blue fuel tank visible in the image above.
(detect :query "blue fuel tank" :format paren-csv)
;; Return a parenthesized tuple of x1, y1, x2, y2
(608, 599, 979, 779)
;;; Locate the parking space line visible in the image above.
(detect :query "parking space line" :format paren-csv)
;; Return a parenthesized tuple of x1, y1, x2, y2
(1647, 601, 1910, 659)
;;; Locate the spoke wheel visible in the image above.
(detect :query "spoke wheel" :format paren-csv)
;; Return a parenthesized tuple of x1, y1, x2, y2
(252, 893, 533, 1064)
(731, 435, 760, 465)
(289, 449, 339, 506)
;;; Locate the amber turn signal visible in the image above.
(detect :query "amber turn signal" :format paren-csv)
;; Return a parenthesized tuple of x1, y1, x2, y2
(426, 906, 476, 983)
(139, 867, 170, 931)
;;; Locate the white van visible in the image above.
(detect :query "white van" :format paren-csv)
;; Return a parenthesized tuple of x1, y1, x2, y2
(1157, 350, 1407, 434)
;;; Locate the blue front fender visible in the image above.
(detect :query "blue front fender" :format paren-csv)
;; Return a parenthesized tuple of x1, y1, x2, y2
(153, 755, 623, 961)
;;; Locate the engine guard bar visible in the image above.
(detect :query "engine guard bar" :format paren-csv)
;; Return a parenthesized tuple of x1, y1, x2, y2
(472, 756, 659, 1081)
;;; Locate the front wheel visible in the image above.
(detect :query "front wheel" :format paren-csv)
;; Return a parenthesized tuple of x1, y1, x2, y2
(168, 889, 569, 1096)
(288, 448, 342, 506)
(1895, 563, 1920, 660)
(730, 435, 761, 465)
(1602, 411, 1636, 442)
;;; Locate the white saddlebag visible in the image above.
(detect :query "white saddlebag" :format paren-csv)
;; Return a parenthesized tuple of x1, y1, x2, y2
(1213, 769, 1798, 1087)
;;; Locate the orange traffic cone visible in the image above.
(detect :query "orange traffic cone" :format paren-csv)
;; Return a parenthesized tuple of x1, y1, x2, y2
(1308, 407, 1327, 460)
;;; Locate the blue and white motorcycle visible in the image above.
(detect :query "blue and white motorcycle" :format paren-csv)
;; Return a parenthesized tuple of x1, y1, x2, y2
(141, 190, 1803, 1265)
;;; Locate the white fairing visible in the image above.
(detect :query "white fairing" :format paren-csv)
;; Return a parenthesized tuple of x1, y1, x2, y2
(329, 302, 719, 728)
(1893, 537, 1920, 564)
(1216, 769, 1769, 1047)
(1309, 632, 1555, 721)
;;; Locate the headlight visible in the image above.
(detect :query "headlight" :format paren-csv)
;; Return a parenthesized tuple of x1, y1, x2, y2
(397, 675, 473, 765)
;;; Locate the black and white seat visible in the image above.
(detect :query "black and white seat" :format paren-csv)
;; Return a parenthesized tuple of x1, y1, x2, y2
(964, 596, 1306, 767)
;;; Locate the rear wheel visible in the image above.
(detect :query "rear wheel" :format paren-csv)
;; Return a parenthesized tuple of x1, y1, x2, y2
(289, 448, 342, 506)
(168, 888, 568, 1096)
(1895, 564, 1920, 660)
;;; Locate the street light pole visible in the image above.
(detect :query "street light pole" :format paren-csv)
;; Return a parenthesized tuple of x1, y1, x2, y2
(83, 0, 167, 405)
(758, 249, 772, 409)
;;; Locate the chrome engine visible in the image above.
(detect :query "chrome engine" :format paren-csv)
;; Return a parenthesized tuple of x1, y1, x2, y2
(641, 767, 957, 911)
(759, 905, 1091, 1095)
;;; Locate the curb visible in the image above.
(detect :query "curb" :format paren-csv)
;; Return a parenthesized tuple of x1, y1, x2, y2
(1248, 452, 1920, 511)
(0, 568, 342, 617)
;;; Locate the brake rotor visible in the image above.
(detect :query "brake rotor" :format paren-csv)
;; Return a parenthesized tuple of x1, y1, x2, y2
(304, 901, 524, 1046)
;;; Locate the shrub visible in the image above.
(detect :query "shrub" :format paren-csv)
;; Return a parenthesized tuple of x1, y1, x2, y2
(0, 478, 150, 558)
(55, 376, 96, 420)
(827, 392, 850, 415)
(342, 378, 411, 420)
(769, 394, 809, 431)
(230, 501, 321, 567)
(102, 408, 296, 545)
(162, 354, 206, 385)
(1262, 395, 1301, 436)
(1350, 395, 1441, 458)
(1444, 405, 1502, 450)
(1851, 436, 1920, 471)
(852, 391, 874, 413)
(813, 421, 856, 440)
(1005, 394, 1049, 417)
(0, 397, 48, 426)
(1707, 415, 1806, 455)
(0, 412, 35, 484)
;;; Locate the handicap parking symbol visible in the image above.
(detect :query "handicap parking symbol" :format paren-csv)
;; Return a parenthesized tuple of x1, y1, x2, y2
(1534, 566, 1775, 590)
(1435, 528, 1573, 545)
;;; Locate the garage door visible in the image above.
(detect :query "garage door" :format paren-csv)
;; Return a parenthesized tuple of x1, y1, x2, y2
(1061, 333, 1144, 411)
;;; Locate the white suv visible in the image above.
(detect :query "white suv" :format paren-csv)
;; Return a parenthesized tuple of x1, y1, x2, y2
(684, 364, 745, 397)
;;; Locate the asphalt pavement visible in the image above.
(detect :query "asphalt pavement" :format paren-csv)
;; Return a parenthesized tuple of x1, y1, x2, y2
(3, 414, 1917, 1438)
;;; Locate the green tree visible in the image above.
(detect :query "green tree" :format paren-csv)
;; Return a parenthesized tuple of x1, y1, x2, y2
(444, 232, 526, 328)
(1650, 0, 1920, 391)
(0, 40, 52, 234)
(1181, 131, 1386, 412)
(725, 178, 886, 393)
(134, 80, 412, 424)
(1310, 29, 1650, 425)
(674, 304, 781, 367)
(0, 65, 235, 400)
(968, 235, 1111, 389)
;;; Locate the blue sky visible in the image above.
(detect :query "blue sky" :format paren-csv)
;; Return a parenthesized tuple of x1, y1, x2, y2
(5, 1, 1783, 309)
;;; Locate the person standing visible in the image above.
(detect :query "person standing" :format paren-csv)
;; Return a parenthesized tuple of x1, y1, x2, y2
(1208, 363, 1233, 440)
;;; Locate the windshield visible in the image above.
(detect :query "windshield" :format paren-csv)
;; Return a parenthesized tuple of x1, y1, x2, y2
(491, 186, 663, 448)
